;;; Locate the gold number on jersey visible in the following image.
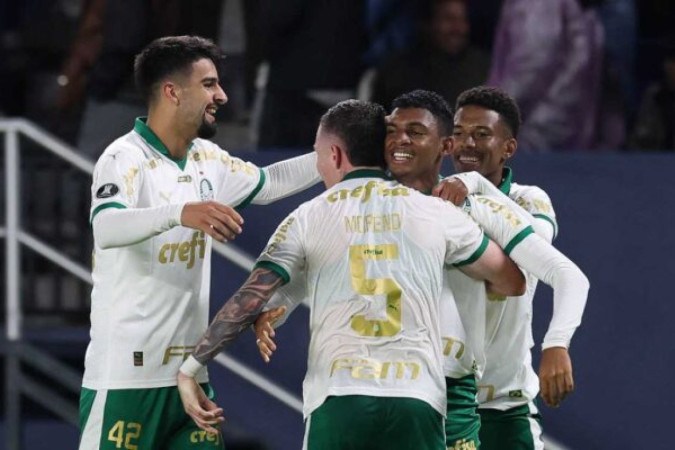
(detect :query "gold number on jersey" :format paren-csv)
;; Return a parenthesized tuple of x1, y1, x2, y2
(107, 421, 142, 450)
(349, 244, 402, 337)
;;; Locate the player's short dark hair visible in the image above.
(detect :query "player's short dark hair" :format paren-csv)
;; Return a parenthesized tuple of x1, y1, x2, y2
(320, 100, 386, 168)
(391, 90, 454, 136)
(134, 35, 224, 104)
(455, 86, 522, 138)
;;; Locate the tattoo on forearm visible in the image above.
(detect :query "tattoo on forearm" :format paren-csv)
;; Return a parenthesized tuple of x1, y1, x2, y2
(192, 268, 284, 364)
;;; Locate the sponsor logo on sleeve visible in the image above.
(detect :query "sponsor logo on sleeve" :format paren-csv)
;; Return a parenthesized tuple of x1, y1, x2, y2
(96, 183, 119, 199)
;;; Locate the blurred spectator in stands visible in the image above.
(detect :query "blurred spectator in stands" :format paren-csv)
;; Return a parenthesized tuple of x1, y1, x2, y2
(363, 0, 420, 67)
(254, 0, 367, 150)
(370, 0, 489, 109)
(489, 0, 624, 151)
(0, 0, 26, 116)
(0, 0, 82, 136)
(57, 0, 153, 159)
(53, 0, 106, 140)
(628, 38, 675, 151)
(57, 0, 229, 160)
(465, 0, 503, 52)
(598, 0, 637, 117)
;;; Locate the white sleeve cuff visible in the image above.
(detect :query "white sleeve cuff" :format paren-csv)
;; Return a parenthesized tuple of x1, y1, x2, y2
(541, 340, 571, 350)
(179, 355, 205, 378)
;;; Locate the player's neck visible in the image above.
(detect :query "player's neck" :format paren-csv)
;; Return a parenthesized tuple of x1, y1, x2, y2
(399, 171, 438, 194)
(486, 169, 504, 188)
(146, 114, 193, 160)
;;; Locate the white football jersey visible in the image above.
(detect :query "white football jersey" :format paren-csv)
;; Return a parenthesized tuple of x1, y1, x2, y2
(478, 173, 558, 410)
(256, 171, 487, 418)
(442, 193, 534, 381)
(83, 118, 264, 389)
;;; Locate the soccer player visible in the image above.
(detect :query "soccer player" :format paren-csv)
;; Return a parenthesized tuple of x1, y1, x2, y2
(79, 36, 322, 450)
(256, 89, 589, 450)
(176, 99, 526, 450)
(438, 85, 588, 449)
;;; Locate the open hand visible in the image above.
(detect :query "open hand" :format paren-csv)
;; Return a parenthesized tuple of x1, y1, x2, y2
(254, 306, 287, 363)
(177, 371, 225, 434)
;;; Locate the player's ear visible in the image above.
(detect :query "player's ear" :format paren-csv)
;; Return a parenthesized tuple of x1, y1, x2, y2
(162, 81, 181, 106)
(441, 135, 453, 157)
(331, 144, 343, 169)
(503, 137, 517, 161)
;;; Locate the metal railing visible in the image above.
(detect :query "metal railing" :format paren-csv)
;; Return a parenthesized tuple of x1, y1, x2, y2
(0, 118, 302, 450)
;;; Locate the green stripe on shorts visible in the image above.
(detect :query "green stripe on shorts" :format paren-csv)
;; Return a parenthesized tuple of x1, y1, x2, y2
(479, 403, 544, 450)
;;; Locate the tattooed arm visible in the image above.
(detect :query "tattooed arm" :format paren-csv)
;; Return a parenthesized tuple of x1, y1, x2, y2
(193, 267, 285, 364)
(177, 267, 286, 433)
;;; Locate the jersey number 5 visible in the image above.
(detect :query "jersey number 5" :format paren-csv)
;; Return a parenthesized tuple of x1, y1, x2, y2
(349, 244, 402, 337)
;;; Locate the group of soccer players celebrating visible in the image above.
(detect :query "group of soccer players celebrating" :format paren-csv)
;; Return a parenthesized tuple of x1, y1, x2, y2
(80, 35, 588, 450)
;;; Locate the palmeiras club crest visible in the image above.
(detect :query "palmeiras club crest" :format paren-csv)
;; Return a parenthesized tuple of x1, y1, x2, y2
(199, 178, 214, 201)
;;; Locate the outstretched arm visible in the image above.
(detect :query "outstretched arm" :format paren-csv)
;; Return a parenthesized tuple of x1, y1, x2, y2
(94, 201, 243, 248)
(509, 235, 589, 408)
(253, 152, 321, 204)
(177, 268, 285, 432)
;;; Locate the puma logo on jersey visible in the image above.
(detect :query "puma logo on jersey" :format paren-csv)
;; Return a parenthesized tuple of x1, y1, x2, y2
(158, 231, 206, 269)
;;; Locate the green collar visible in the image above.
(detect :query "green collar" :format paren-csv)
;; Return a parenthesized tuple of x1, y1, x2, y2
(498, 167, 513, 194)
(342, 168, 389, 182)
(134, 117, 190, 170)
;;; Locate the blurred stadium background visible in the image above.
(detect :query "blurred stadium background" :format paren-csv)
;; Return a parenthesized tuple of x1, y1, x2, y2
(1, 0, 674, 449)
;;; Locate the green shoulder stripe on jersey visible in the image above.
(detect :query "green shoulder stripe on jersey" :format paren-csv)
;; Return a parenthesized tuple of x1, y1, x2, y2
(253, 260, 290, 284)
(504, 226, 535, 255)
(90, 202, 126, 224)
(134, 117, 189, 170)
(342, 169, 388, 181)
(235, 168, 266, 211)
(533, 214, 558, 239)
(454, 234, 489, 267)
(498, 167, 513, 195)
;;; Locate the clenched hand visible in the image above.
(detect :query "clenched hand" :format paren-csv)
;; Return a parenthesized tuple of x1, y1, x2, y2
(539, 347, 574, 408)
(181, 201, 244, 242)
